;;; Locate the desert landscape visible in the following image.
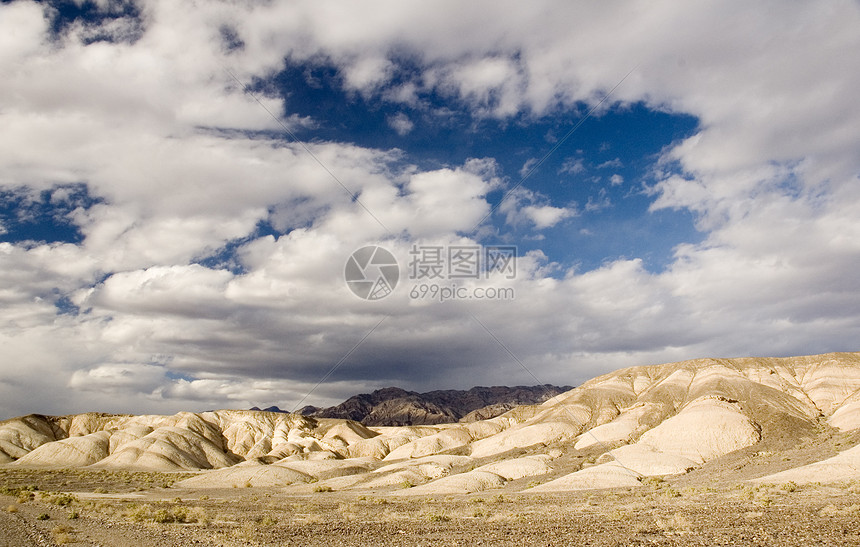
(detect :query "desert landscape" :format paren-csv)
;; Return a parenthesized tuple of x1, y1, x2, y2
(3, 1, 860, 545)
(3, 352, 860, 546)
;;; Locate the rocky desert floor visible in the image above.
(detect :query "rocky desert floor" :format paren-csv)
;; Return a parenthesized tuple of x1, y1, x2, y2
(2, 463, 860, 547)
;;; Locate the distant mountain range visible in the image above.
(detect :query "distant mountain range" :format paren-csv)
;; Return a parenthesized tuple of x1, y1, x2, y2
(304, 384, 575, 425)
(253, 385, 573, 426)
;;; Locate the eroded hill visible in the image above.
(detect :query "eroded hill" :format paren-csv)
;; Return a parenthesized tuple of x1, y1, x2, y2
(2, 352, 860, 495)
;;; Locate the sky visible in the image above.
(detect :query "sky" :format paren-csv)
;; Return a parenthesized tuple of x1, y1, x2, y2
(1, 0, 859, 419)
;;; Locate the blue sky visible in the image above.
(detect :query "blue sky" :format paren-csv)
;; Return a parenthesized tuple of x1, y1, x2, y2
(1, 0, 859, 418)
(269, 63, 702, 272)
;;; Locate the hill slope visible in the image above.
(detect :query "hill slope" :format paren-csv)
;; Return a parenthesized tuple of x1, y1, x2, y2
(3, 352, 860, 494)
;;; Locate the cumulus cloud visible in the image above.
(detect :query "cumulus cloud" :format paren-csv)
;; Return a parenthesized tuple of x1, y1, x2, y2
(387, 112, 414, 136)
(499, 187, 577, 229)
(558, 157, 585, 175)
(522, 205, 574, 229)
(1, 0, 859, 418)
(585, 189, 612, 212)
(598, 158, 623, 169)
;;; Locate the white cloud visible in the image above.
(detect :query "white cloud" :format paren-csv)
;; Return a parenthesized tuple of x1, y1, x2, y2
(69, 363, 167, 393)
(1, 0, 859, 418)
(387, 112, 414, 136)
(598, 158, 623, 169)
(519, 158, 539, 178)
(558, 157, 585, 175)
(522, 205, 574, 229)
(499, 187, 576, 229)
(341, 56, 394, 93)
(585, 189, 612, 212)
(609, 174, 624, 186)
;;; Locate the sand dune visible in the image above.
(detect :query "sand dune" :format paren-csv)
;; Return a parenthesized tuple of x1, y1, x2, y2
(3, 352, 860, 493)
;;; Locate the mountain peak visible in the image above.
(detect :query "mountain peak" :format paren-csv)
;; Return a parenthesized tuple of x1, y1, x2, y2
(297, 384, 573, 426)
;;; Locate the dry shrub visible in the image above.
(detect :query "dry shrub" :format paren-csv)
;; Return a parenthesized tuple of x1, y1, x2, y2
(51, 525, 74, 544)
(426, 511, 451, 522)
(124, 503, 208, 524)
(256, 514, 278, 526)
(781, 481, 798, 492)
(654, 512, 694, 534)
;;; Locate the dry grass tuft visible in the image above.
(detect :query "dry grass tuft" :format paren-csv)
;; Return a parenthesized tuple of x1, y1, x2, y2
(51, 525, 75, 544)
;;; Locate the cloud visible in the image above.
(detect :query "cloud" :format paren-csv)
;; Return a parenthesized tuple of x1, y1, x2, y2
(387, 112, 414, 136)
(520, 158, 539, 178)
(598, 158, 623, 169)
(558, 157, 585, 175)
(1, 0, 859, 418)
(69, 363, 167, 393)
(609, 174, 624, 186)
(522, 205, 575, 229)
(585, 189, 612, 212)
(499, 188, 577, 229)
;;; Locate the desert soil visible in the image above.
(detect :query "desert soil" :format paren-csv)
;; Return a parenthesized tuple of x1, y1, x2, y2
(2, 467, 860, 546)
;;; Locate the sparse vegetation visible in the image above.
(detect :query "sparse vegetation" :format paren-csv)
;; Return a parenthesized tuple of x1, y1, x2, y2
(256, 514, 279, 526)
(655, 512, 694, 534)
(427, 511, 451, 522)
(43, 492, 77, 506)
(51, 525, 75, 544)
(781, 481, 798, 492)
(641, 476, 665, 487)
(0, 466, 857, 545)
(124, 503, 209, 524)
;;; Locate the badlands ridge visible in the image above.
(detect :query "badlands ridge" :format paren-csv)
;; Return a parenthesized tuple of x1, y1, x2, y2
(3, 352, 860, 494)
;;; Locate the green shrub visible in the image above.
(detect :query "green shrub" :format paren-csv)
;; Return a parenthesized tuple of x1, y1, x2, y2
(427, 512, 451, 522)
(47, 493, 77, 506)
(152, 509, 173, 523)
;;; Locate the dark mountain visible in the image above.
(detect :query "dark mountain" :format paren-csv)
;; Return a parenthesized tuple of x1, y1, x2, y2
(249, 406, 287, 413)
(296, 384, 573, 426)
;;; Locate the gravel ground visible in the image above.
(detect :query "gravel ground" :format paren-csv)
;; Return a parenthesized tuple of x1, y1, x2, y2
(2, 468, 860, 546)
